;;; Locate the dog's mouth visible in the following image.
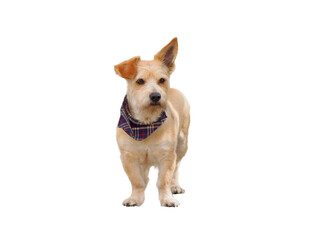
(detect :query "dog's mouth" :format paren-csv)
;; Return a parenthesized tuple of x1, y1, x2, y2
(150, 102, 161, 106)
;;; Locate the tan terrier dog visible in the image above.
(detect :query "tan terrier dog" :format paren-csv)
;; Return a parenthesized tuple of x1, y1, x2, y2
(114, 38, 190, 207)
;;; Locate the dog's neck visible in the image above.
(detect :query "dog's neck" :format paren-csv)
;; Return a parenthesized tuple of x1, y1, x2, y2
(127, 99, 166, 125)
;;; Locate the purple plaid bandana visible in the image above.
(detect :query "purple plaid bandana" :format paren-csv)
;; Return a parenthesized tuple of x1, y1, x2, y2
(118, 96, 167, 141)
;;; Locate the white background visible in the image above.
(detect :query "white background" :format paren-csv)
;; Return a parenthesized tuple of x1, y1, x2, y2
(0, 0, 318, 239)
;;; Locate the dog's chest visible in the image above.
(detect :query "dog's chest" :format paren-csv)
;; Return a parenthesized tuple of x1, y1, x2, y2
(133, 141, 173, 166)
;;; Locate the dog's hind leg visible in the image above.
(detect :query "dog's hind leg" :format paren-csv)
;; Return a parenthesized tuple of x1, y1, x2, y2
(171, 104, 190, 194)
(140, 164, 150, 189)
(171, 132, 188, 194)
(171, 161, 185, 194)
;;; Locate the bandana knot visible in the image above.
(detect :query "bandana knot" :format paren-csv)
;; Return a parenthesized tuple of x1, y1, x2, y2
(118, 96, 167, 141)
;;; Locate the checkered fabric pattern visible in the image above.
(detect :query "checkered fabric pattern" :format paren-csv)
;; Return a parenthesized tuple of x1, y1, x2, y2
(118, 96, 167, 141)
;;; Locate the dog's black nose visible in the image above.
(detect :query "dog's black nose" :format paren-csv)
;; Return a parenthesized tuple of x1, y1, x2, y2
(149, 92, 161, 103)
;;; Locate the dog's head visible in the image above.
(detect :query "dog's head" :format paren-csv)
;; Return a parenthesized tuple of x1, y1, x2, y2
(114, 38, 178, 124)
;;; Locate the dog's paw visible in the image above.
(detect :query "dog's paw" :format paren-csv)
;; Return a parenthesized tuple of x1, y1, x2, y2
(171, 186, 185, 194)
(160, 197, 180, 207)
(122, 198, 142, 207)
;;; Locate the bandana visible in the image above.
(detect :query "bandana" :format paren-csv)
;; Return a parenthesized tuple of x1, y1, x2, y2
(118, 96, 167, 141)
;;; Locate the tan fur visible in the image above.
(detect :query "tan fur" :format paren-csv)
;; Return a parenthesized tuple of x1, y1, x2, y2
(154, 37, 178, 74)
(115, 38, 190, 207)
(114, 56, 141, 79)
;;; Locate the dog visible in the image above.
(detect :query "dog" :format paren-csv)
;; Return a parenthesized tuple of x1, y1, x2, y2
(114, 38, 190, 207)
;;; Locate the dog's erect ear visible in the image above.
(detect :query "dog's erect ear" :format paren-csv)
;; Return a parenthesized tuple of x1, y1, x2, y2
(114, 56, 141, 79)
(154, 37, 178, 74)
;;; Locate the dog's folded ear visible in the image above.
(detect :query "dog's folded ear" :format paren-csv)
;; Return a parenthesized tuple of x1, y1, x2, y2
(114, 56, 141, 79)
(154, 37, 178, 74)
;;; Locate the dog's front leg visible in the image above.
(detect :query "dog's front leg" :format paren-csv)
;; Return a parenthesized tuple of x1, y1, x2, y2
(157, 153, 180, 207)
(121, 152, 146, 207)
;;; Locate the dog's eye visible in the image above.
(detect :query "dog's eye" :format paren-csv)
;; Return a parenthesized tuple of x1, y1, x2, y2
(136, 79, 145, 85)
(159, 78, 166, 84)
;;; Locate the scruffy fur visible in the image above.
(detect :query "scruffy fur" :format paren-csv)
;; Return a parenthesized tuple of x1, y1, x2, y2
(114, 38, 190, 207)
